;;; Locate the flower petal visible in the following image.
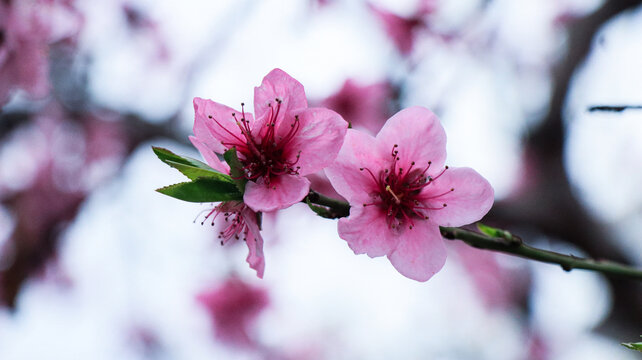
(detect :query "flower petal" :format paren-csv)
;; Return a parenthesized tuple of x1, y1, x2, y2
(283, 107, 347, 175)
(243, 174, 310, 212)
(189, 136, 230, 174)
(193, 97, 253, 151)
(376, 106, 447, 171)
(241, 207, 265, 278)
(253, 68, 307, 124)
(387, 221, 447, 281)
(337, 205, 400, 257)
(325, 129, 388, 204)
(418, 167, 494, 227)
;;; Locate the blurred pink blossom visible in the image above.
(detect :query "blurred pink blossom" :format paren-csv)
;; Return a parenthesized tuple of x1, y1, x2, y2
(450, 240, 527, 308)
(326, 107, 494, 281)
(0, 106, 126, 306)
(320, 79, 393, 136)
(190, 68, 347, 212)
(309, 79, 395, 200)
(0, 0, 82, 104)
(197, 277, 269, 347)
(368, 3, 424, 56)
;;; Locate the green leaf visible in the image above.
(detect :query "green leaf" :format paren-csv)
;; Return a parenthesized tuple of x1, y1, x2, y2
(477, 223, 521, 245)
(305, 198, 337, 219)
(622, 337, 642, 352)
(477, 223, 510, 238)
(153, 146, 212, 170)
(164, 160, 234, 183)
(223, 147, 247, 194)
(156, 177, 242, 203)
(153, 147, 234, 182)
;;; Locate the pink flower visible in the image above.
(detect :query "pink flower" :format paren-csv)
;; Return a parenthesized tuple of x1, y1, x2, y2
(190, 68, 348, 212)
(199, 201, 265, 278)
(325, 107, 494, 281)
(197, 277, 269, 347)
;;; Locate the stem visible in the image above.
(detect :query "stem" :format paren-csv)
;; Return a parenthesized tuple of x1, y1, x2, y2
(305, 191, 642, 280)
(303, 190, 350, 218)
(439, 227, 642, 280)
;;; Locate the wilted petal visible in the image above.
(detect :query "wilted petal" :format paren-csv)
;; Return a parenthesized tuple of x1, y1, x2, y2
(387, 221, 446, 282)
(244, 174, 310, 212)
(338, 205, 400, 257)
(419, 166, 494, 227)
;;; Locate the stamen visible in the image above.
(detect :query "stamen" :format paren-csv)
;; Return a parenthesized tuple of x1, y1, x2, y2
(385, 185, 402, 205)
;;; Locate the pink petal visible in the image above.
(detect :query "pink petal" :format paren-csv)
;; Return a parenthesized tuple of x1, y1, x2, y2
(253, 68, 307, 124)
(243, 174, 310, 212)
(283, 107, 347, 175)
(418, 166, 494, 227)
(337, 205, 400, 257)
(376, 106, 447, 172)
(189, 136, 230, 174)
(241, 207, 265, 278)
(193, 97, 254, 151)
(387, 220, 447, 281)
(325, 129, 388, 204)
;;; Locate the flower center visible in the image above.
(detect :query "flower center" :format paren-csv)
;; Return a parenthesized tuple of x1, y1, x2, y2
(195, 201, 250, 245)
(208, 99, 302, 186)
(360, 144, 454, 230)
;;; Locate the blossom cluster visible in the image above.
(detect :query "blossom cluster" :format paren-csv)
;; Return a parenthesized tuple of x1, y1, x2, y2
(161, 68, 494, 282)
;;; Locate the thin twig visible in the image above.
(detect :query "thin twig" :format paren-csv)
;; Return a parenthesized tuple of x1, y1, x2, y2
(305, 192, 642, 280)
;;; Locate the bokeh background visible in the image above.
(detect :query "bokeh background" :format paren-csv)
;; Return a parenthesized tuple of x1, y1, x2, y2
(0, 0, 641, 359)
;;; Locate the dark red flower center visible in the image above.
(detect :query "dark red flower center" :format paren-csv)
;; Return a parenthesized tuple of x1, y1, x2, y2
(208, 99, 302, 186)
(361, 144, 454, 230)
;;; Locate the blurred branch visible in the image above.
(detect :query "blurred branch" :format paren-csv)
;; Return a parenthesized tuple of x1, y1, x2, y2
(588, 105, 642, 112)
(489, 0, 642, 332)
